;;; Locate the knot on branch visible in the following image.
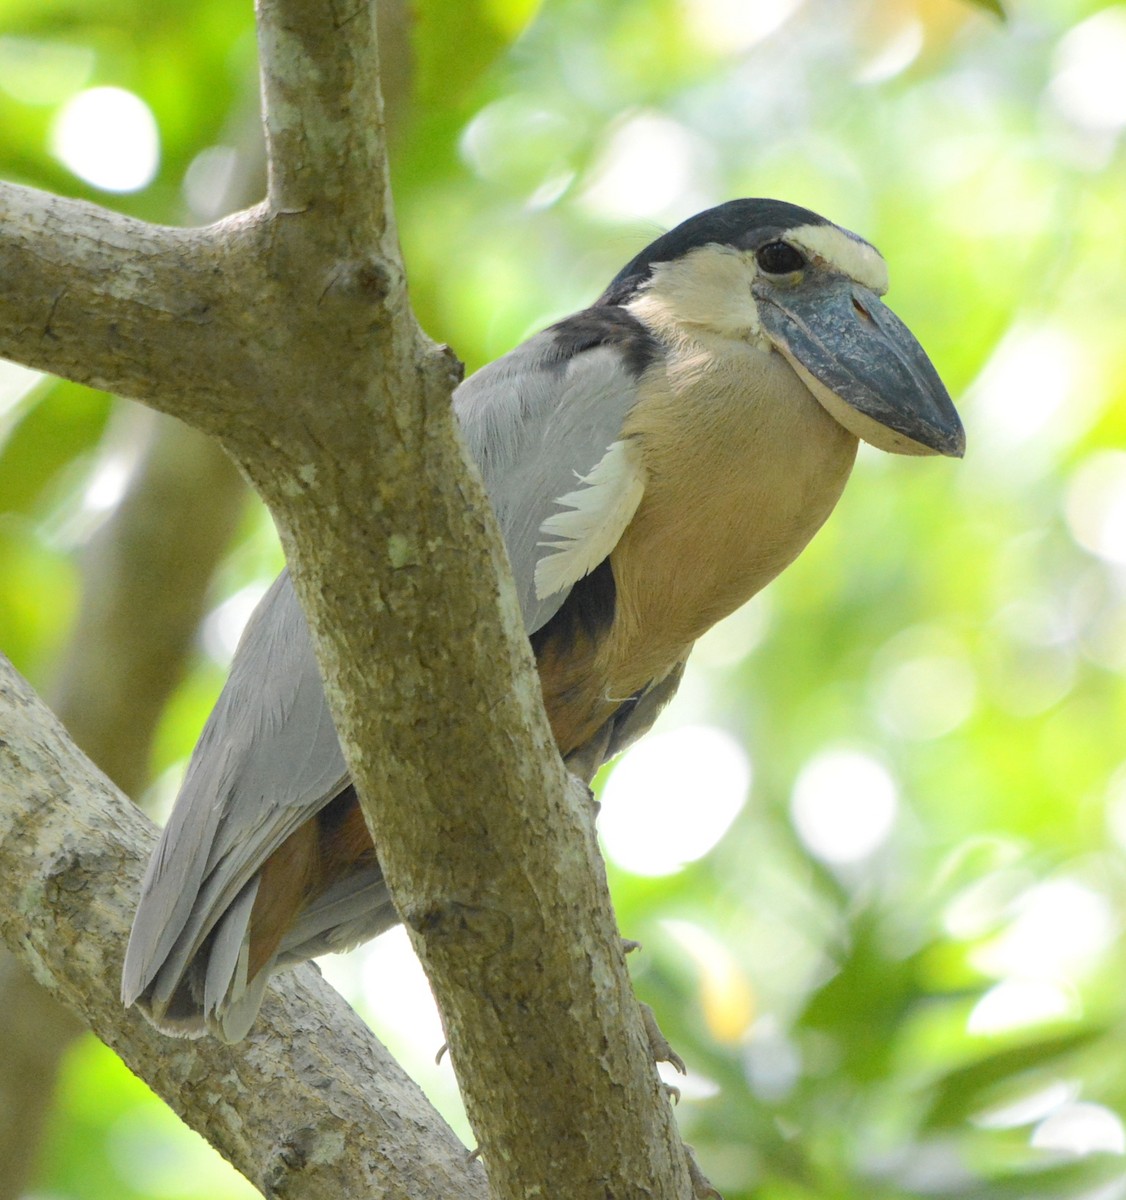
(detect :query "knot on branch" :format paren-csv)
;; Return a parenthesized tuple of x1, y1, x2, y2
(404, 898, 514, 960)
(43, 843, 95, 901)
(263, 1124, 345, 1196)
(431, 341, 465, 390)
(323, 256, 397, 307)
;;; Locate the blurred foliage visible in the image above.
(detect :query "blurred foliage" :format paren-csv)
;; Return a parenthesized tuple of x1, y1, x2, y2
(2, 0, 1126, 1197)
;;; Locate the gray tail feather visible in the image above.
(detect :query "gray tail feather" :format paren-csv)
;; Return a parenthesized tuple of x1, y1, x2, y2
(125, 866, 398, 1042)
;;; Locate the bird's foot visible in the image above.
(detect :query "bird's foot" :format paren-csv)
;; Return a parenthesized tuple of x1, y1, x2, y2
(686, 1145, 722, 1199)
(639, 1000, 686, 1075)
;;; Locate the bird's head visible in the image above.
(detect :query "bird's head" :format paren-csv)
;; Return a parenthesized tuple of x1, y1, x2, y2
(601, 198, 965, 459)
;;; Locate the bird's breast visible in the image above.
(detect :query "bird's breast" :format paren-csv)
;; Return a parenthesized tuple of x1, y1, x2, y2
(604, 341, 859, 694)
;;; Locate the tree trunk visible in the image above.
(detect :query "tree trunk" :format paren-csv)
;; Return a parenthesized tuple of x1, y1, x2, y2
(0, 0, 694, 1196)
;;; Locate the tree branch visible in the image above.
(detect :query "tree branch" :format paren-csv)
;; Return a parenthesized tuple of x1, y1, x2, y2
(0, 654, 487, 1200)
(258, 0, 392, 242)
(0, 412, 248, 1200)
(0, 0, 696, 1193)
(0, 184, 260, 423)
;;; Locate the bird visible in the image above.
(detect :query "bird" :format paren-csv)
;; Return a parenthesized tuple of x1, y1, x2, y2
(122, 198, 964, 1041)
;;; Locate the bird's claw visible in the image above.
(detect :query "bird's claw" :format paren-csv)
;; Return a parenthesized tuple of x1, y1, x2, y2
(639, 1000, 686, 1074)
(686, 1144, 722, 1198)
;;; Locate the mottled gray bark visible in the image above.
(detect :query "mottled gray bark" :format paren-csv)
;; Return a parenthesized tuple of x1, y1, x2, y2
(0, 657, 487, 1198)
(0, 414, 247, 1200)
(0, 0, 693, 1195)
(0, 3, 417, 1187)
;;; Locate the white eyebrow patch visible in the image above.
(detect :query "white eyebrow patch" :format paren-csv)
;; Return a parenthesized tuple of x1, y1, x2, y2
(788, 223, 889, 295)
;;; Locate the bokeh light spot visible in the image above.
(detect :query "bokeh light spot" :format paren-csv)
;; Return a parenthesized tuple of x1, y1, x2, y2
(855, 18, 924, 85)
(353, 927, 447, 1054)
(974, 1080, 1078, 1130)
(600, 725, 750, 876)
(51, 86, 160, 192)
(183, 144, 239, 220)
(202, 583, 270, 665)
(578, 111, 712, 221)
(318, 929, 470, 1145)
(743, 1015, 802, 1102)
(974, 878, 1118, 981)
(1104, 762, 1126, 852)
(873, 645, 976, 741)
(1050, 10, 1126, 133)
(1032, 1102, 1126, 1156)
(969, 324, 1088, 465)
(82, 450, 132, 514)
(967, 978, 1079, 1035)
(0, 359, 43, 441)
(1065, 450, 1126, 564)
(790, 749, 898, 865)
(681, 0, 803, 53)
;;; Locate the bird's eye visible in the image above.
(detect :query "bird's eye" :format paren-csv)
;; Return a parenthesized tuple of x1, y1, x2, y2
(755, 242, 806, 275)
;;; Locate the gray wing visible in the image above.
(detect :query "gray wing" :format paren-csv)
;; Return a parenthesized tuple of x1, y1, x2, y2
(124, 312, 655, 1037)
(456, 327, 652, 634)
(122, 569, 349, 1028)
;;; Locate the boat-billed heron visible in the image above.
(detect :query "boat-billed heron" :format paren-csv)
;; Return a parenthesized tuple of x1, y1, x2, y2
(123, 198, 964, 1041)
